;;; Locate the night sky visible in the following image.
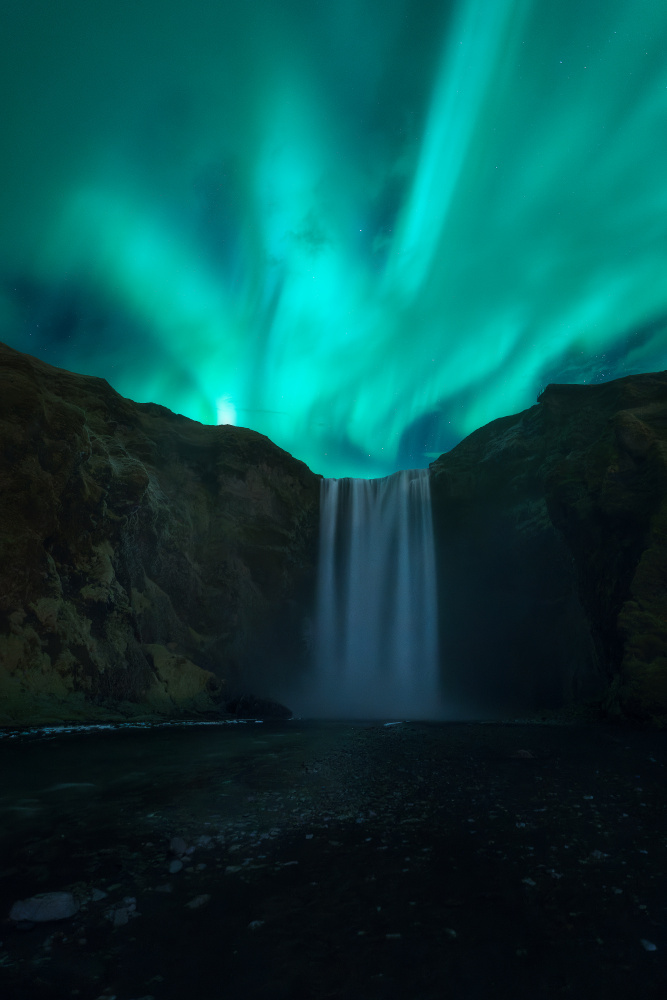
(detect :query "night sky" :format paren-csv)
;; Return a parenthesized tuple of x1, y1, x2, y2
(2, 0, 667, 477)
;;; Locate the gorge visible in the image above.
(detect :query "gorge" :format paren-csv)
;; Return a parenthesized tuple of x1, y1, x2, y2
(1, 341, 666, 727)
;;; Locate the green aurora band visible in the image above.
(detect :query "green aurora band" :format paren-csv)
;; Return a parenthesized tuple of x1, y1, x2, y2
(2, 0, 667, 476)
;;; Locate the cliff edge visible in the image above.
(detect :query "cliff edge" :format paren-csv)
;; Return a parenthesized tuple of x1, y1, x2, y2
(0, 342, 320, 725)
(431, 372, 667, 725)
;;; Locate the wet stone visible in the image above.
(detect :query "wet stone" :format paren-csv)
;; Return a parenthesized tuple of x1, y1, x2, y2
(1, 720, 665, 1000)
(185, 894, 211, 909)
(169, 837, 188, 857)
(9, 892, 79, 923)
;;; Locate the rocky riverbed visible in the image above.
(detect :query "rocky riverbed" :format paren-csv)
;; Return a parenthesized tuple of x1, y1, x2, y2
(0, 720, 665, 999)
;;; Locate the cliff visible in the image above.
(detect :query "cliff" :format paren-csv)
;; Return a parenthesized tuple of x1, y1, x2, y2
(430, 372, 667, 725)
(3, 341, 667, 727)
(0, 342, 320, 725)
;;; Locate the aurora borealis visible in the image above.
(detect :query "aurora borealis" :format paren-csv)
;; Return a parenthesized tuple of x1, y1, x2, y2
(2, 0, 667, 476)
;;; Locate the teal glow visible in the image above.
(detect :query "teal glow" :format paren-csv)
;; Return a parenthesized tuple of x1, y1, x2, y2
(2, 0, 667, 475)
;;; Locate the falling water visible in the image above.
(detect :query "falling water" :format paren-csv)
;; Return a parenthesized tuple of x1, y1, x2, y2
(305, 469, 441, 718)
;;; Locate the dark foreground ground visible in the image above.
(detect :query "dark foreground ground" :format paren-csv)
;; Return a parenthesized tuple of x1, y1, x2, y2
(0, 719, 665, 1000)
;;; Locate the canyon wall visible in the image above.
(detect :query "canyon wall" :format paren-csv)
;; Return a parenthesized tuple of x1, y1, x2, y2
(2, 341, 666, 726)
(430, 373, 667, 725)
(0, 343, 320, 725)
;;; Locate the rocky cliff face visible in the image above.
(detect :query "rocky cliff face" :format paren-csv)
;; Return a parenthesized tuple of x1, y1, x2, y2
(0, 342, 320, 725)
(3, 342, 666, 727)
(431, 373, 667, 724)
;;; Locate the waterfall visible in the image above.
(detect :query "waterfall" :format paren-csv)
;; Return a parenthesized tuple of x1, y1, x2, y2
(304, 468, 441, 718)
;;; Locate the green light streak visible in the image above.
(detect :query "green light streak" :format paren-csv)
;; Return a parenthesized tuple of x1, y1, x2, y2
(1, 0, 667, 476)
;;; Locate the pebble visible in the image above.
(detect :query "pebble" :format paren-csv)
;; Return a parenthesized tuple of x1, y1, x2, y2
(107, 897, 138, 928)
(185, 894, 211, 909)
(169, 860, 184, 874)
(170, 837, 187, 857)
(10, 892, 79, 923)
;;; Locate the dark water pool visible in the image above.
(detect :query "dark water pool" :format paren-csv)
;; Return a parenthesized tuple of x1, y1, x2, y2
(0, 719, 665, 999)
